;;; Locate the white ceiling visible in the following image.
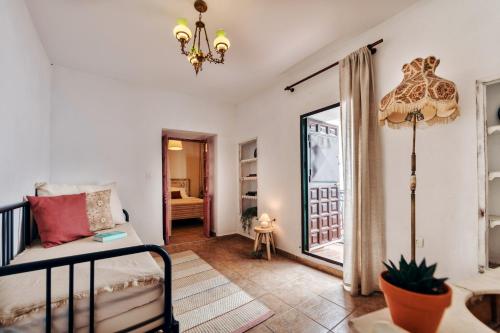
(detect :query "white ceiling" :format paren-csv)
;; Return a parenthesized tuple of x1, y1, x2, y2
(26, 0, 418, 104)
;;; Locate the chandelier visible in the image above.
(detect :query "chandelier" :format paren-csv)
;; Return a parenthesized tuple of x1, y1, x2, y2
(172, 0, 230, 75)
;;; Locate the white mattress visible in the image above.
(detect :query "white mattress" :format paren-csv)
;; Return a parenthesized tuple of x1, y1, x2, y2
(0, 224, 165, 333)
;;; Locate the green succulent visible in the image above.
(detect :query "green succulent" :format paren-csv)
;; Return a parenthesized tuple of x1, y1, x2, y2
(240, 206, 257, 234)
(383, 255, 448, 295)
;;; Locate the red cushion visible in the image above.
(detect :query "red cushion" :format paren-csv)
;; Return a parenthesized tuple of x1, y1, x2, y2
(171, 191, 182, 199)
(27, 194, 93, 248)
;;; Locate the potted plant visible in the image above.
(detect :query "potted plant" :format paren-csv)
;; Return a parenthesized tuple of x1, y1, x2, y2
(380, 256, 452, 333)
(240, 206, 257, 234)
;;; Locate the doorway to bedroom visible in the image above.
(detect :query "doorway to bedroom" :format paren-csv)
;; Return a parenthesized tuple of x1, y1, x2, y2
(162, 130, 214, 245)
(300, 104, 344, 265)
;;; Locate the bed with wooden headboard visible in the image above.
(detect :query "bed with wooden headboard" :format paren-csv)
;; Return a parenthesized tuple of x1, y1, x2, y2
(170, 178, 204, 221)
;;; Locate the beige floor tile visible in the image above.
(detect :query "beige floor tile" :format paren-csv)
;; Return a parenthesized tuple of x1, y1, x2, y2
(258, 293, 292, 315)
(297, 294, 351, 330)
(330, 315, 356, 333)
(320, 285, 386, 313)
(248, 270, 290, 291)
(272, 279, 315, 307)
(295, 270, 343, 295)
(319, 283, 357, 310)
(269, 263, 310, 282)
(236, 278, 268, 298)
(246, 323, 273, 333)
(265, 308, 329, 333)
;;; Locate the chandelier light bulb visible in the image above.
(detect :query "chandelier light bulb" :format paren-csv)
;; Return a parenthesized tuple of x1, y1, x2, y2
(213, 29, 230, 53)
(188, 52, 199, 65)
(172, 18, 192, 42)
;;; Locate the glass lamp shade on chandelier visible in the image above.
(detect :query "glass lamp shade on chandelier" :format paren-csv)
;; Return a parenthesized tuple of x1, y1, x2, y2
(172, 0, 230, 75)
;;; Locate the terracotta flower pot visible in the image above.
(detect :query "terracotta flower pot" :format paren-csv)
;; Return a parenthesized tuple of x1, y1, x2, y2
(379, 272, 452, 333)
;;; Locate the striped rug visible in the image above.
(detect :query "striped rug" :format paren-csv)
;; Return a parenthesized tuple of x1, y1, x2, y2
(160, 251, 273, 333)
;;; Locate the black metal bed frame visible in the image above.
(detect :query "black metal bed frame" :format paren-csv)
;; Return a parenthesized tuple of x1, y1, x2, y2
(0, 201, 179, 333)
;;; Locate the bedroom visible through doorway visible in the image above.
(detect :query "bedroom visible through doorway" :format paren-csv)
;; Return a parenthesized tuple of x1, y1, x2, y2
(162, 130, 214, 245)
(301, 104, 344, 265)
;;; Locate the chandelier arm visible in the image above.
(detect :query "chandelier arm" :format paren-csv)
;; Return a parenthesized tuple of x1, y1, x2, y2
(195, 12, 202, 54)
(207, 51, 224, 64)
(180, 40, 189, 56)
(197, 27, 201, 54)
(203, 25, 213, 58)
(190, 22, 199, 53)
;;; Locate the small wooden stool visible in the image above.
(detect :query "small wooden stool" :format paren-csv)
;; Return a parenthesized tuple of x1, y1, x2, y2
(253, 226, 276, 261)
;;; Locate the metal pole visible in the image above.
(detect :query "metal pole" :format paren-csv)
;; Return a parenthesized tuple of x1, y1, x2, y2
(284, 39, 384, 92)
(410, 114, 417, 261)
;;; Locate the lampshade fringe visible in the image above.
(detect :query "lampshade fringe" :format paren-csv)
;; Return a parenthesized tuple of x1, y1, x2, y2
(378, 97, 460, 128)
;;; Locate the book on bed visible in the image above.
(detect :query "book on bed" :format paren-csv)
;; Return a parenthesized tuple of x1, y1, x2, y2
(93, 230, 127, 242)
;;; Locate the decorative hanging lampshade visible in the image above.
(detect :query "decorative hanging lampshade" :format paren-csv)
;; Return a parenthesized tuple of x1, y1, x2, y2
(168, 140, 183, 151)
(378, 56, 459, 128)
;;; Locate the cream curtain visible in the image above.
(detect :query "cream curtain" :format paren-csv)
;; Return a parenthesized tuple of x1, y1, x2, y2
(340, 46, 385, 296)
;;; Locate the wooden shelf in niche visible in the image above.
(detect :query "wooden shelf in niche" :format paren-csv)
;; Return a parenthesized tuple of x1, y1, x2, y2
(488, 125, 500, 135)
(240, 158, 257, 164)
(489, 215, 500, 228)
(489, 171, 500, 181)
(242, 195, 257, 200)
(241, 177, 257, 181)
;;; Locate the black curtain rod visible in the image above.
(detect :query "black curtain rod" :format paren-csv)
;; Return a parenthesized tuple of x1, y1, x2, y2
(284, 38, 383, 92)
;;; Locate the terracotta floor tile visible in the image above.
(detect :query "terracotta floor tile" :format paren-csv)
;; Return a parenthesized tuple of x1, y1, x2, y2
(170, 219, 207, 244)
(246, 323, 273, 333)
(297, 294, 351, 330)
(247, 270, 290, 291)
(330, 318, 356, 333)
(269, 263, 310, 282)
(265, 308, 329, 333)
(295, 270, 343, 295)
(271, 279, 316, 307)
(236, 278, 268, 298)
(258, 293, 292, 315)
(319, 284, 357, 310)
(319, 284, 386, 312)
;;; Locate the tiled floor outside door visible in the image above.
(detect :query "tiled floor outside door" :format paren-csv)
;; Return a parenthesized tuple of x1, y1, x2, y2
(310, 241, 344, 264)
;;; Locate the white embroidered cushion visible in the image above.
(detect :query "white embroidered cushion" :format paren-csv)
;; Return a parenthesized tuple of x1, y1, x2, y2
(35, 182, 126, 224)
(86, 190, 114, 231)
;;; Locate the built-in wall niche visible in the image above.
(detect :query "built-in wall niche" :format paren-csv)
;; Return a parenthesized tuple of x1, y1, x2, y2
(477, 78, 500, 271)
(486, 82, 500, 267)
(239, 139, 258, 233)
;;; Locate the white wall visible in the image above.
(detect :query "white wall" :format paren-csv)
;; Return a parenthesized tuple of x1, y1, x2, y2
(0, 1, 51, 205)
(50, 66, 238, 244)
(235, 0, 500, 280)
